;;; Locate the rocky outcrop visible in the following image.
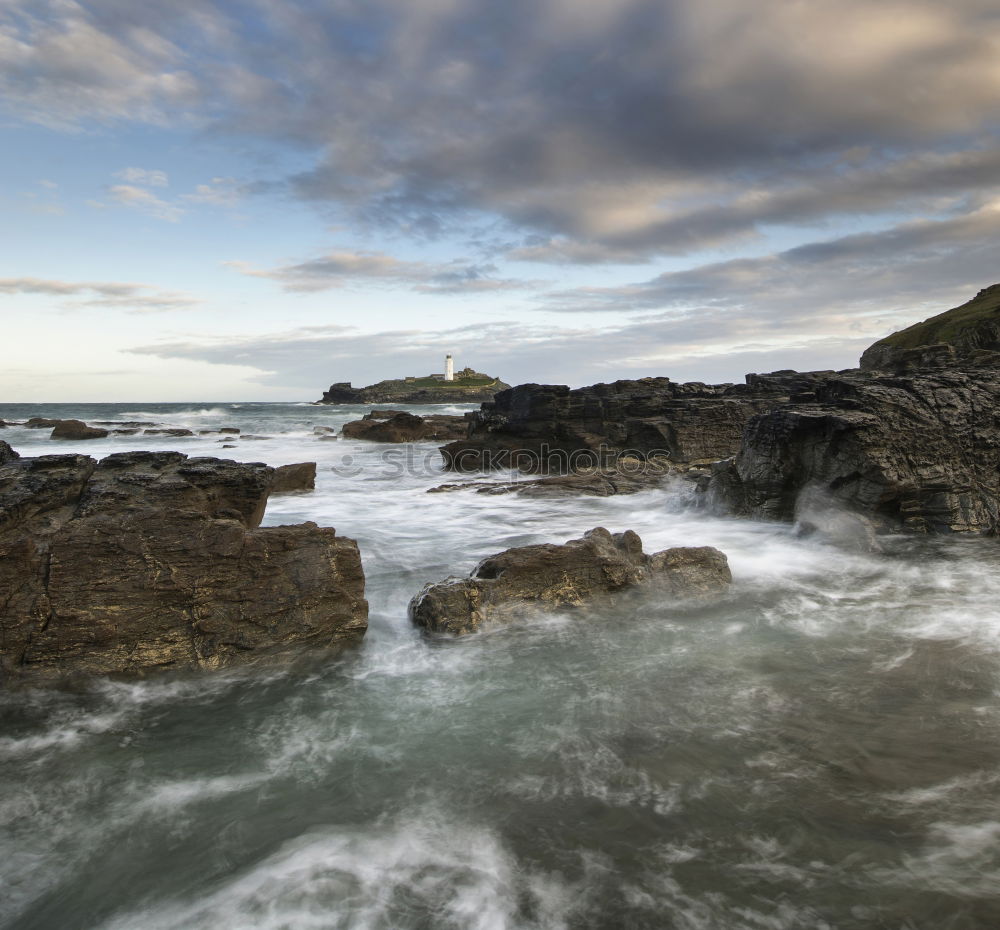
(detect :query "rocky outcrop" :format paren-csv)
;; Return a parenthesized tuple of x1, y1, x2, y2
(271, 461, 317, 493)
(708, 368, 1000, 533)
(440, 376, 822, 473)
(25, 418, 63, 429)
(0, 441, 18, 465)
(341, 410, 470, 443)
(50, 419, 109, 440)
(0, 450, 368, 686)
(861, 284, 1000, 373)
(317, 369, 510, 405)
(409, 527, 731, 634)
(143, 428, 195, 437)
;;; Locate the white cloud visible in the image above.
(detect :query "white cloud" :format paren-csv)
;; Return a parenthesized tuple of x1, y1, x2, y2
(0, 276, 201, 312)
(115, 167, 169, 187)
(108, 183, 184, 222)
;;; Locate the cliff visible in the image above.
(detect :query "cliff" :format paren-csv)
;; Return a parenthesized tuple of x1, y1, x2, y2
(860, 284, 1000, 372)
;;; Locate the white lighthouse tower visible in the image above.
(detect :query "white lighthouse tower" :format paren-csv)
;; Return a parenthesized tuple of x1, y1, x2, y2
(444, 353, 454, 381)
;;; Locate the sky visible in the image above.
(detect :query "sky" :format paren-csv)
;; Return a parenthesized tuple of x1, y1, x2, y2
(1, 0, 998, 401)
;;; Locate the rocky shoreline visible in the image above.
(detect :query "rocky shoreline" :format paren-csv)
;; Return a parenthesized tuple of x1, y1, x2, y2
(440, 285, 1000, 535)
(4, 284, 999, 687)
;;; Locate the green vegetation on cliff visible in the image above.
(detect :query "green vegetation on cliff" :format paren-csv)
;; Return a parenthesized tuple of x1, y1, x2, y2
(872, 284, 1000, 352)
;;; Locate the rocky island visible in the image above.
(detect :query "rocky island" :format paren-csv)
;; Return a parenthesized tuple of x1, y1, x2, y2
(316, 355, 509, 404)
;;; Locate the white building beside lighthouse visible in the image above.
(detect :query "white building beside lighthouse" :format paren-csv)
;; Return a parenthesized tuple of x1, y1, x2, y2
(444, 353, 454, 381)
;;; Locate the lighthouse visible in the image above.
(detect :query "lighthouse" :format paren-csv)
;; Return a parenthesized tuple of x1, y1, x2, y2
(445, 353, 454, 381)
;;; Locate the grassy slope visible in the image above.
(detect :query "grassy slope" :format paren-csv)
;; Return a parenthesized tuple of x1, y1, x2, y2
(873, 284, 1000, 351)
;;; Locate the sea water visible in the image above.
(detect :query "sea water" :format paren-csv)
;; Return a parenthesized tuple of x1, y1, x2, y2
(1, 402, 999, 930)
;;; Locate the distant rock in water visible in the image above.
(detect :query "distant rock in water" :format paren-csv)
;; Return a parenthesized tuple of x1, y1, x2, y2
(409, 527, 731, 635)
(317, 366, 510, 405)
(0, 450, 368, 687)
(861, 284, 1000, 373)
(341, 410, 470, 443)
(49, 419, 109, 440)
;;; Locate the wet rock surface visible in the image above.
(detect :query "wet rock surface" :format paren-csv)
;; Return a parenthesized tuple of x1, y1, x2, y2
(270, 461, 317, 493)
(409, 527, 731, 634)
(709, 368, 1000, 533)
(0, 450, 368, 686)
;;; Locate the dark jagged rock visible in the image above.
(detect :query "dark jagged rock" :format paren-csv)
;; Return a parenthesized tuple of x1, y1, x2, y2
(94, 421, 156, 427)
(143, 428, 195, 437)
(219, 427, 241, 434)
(317, 368, 510, 405)
(861, 284, 1000, 373)
(0, 441, 19, 465)
(50, 419, 109, 440)
(708, 368, 1000, 534)
(0, 451, 367, 686)
(341, 410, 470, 443)
(271, 461, 317, 493)
(440, 376, 817, 473)
(409, 527, 731, 635)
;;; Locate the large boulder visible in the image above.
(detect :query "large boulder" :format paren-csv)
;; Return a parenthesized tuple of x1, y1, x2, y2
(0, 451, 368, 686)
(50, 419, 109, 440)
(409, 527, 731, 635)
(439, 375, 821, 473)
(709, 368, 1000, 533)
(271, 461, 317, 493)
(341, 410, 469, 443)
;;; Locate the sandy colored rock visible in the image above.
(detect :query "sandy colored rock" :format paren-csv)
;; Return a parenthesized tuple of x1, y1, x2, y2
(0, 450, 368, 686)
(271, 461, 317, 493)
(409, 527, 730, 635)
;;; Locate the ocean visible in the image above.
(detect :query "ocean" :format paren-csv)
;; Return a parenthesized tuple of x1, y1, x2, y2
(2, 402, 999, 929)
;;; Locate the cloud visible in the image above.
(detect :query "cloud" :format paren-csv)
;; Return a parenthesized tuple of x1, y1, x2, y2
(182, 176, 240, 207)
(2, 0, 998, 262)
(227, 251, 537, 294)
(541, 199, 1000, 320)
(108, 184, 184, 221)
(115, 167, 169, 187)
(0, 276, 201, 312)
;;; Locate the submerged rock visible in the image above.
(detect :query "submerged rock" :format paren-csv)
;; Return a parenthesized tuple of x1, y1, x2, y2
(50, 419, 109, 440)
(0, 450, 367, 686)
(25, 418, 64, 429)
(409, 527, 731, 635)
(271, 461, 317, 493)
(427, 465, 674, 497)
